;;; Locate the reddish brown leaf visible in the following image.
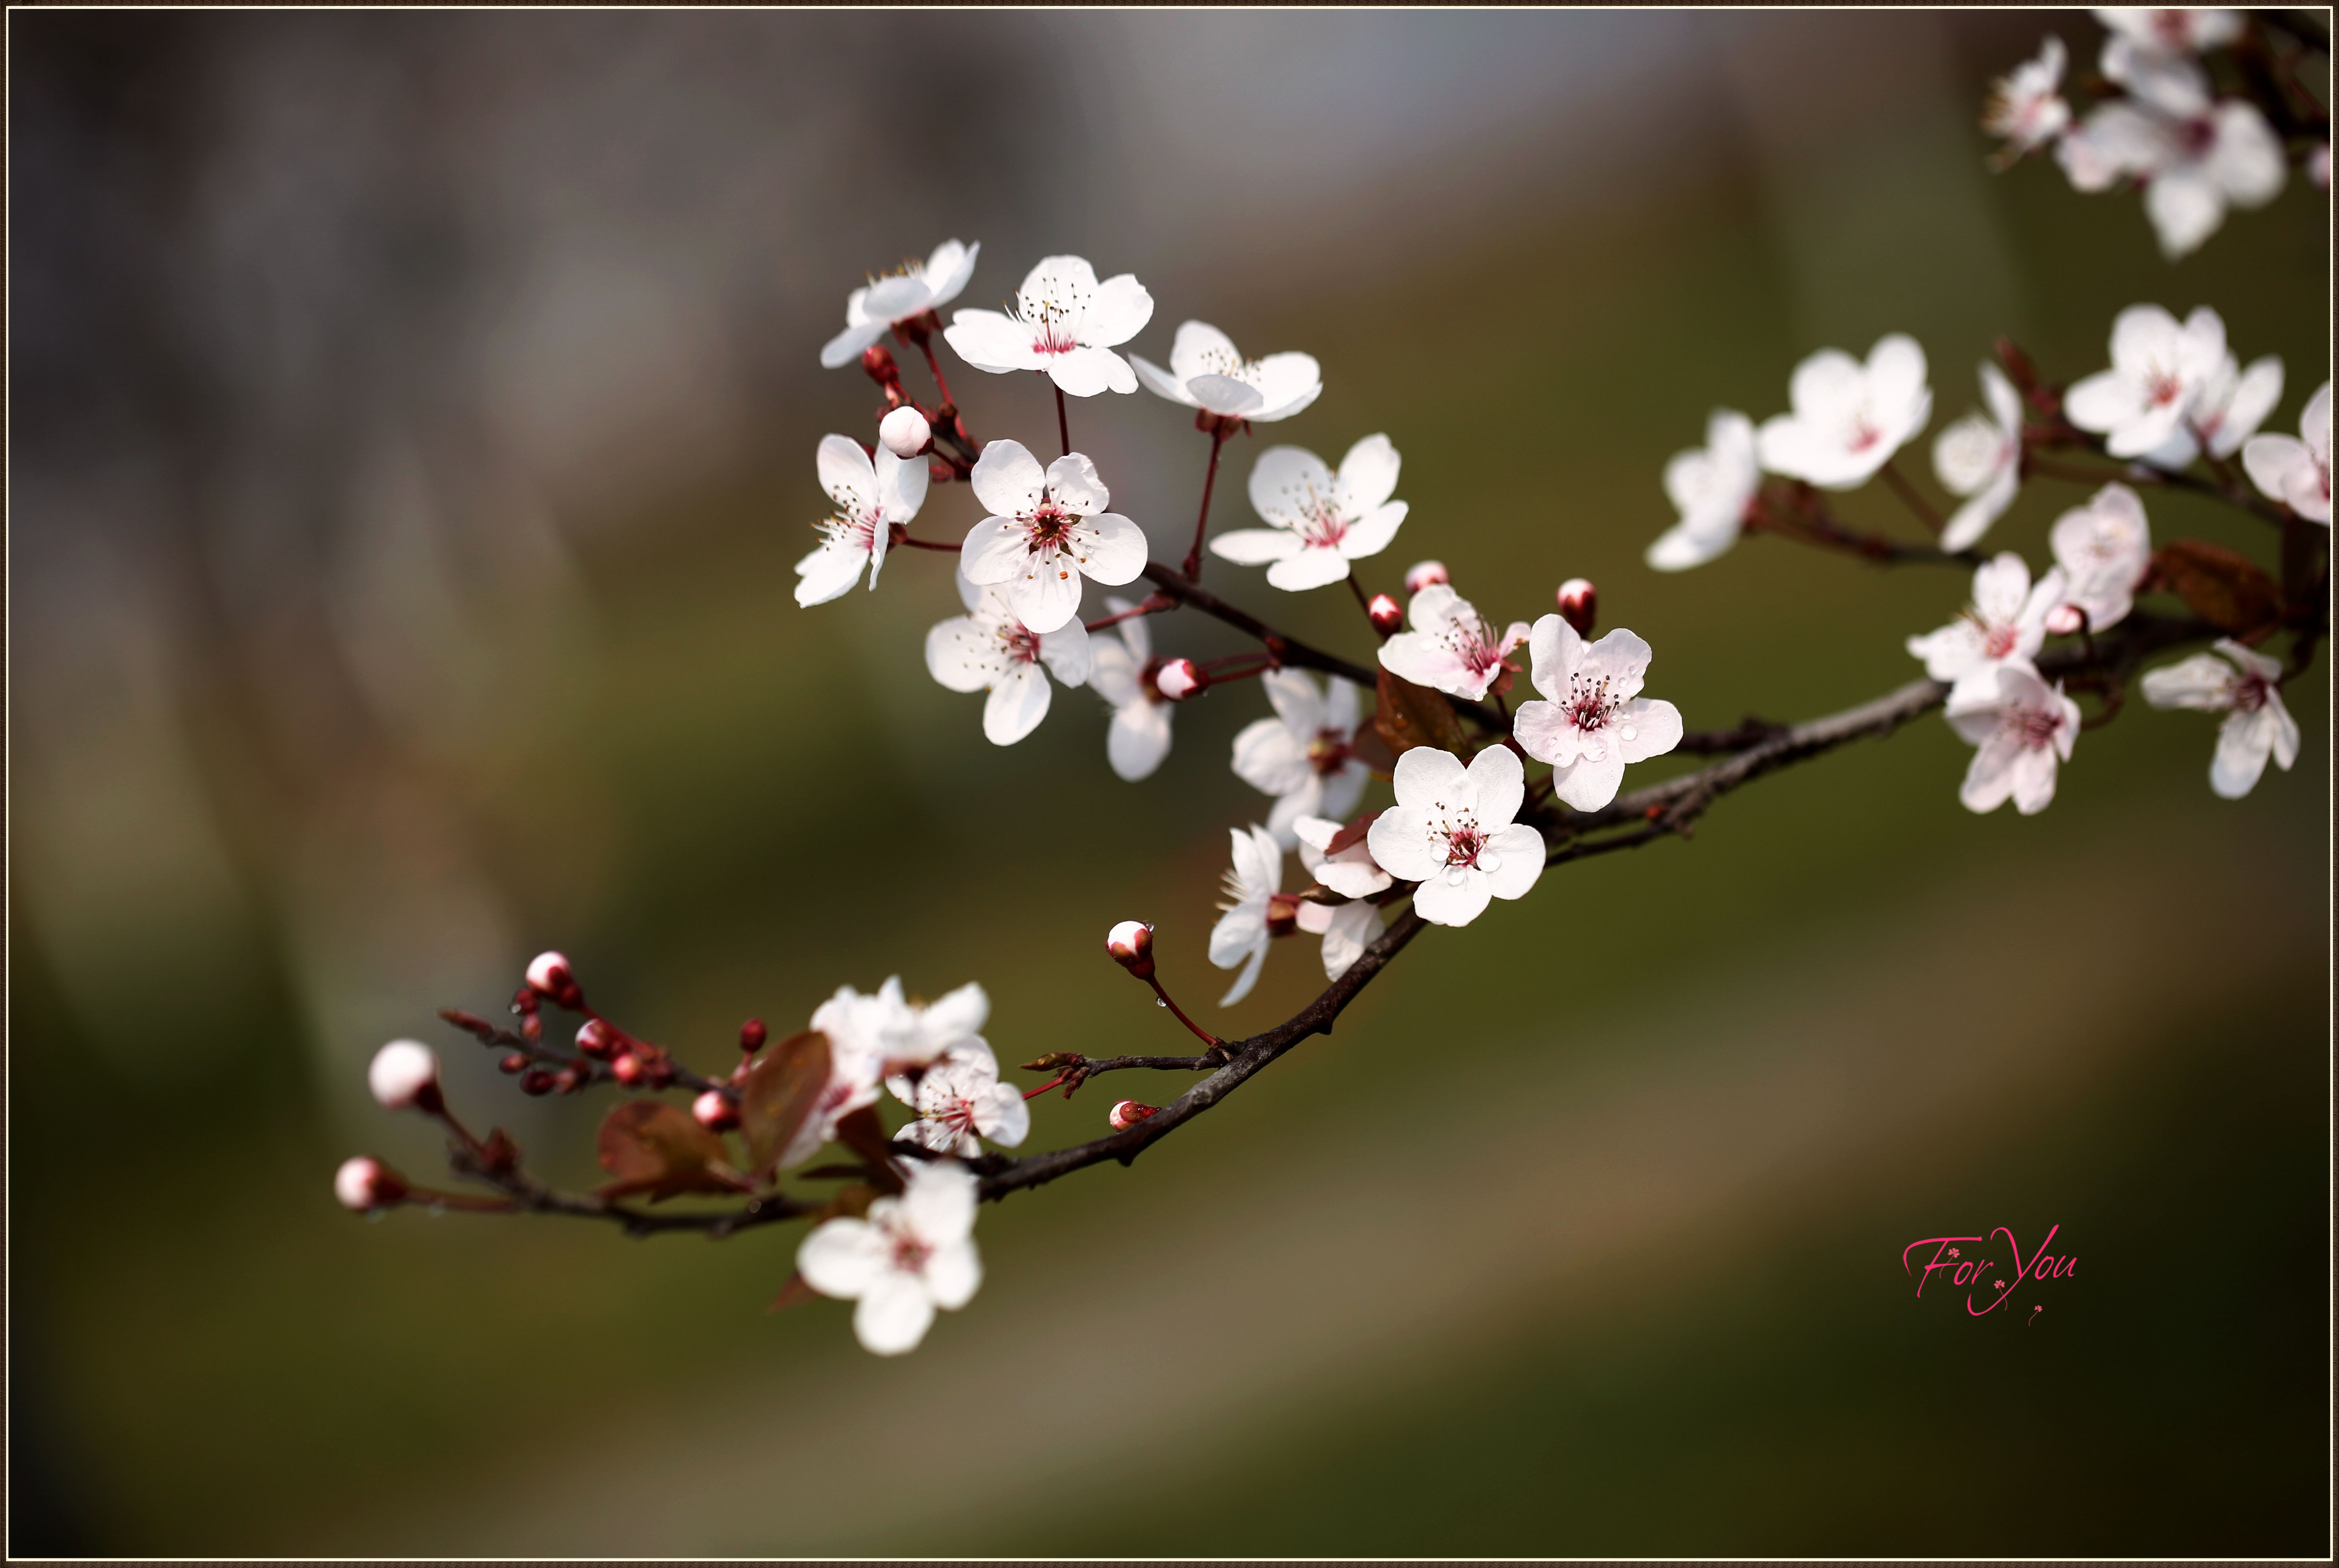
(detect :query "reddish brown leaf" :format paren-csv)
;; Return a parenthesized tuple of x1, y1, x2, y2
(767, 1271, 823, 1312)
(1325, 809, 1383, 856)
(2148, 540, 2282, 634)
(833, 1106, 906, 1194)
(594, 1101, 751, 1202)
(738, 1028, 832, 1179)
(1374, 667, 1467, 759)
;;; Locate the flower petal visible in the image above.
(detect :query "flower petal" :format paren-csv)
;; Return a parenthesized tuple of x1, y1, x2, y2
(1210, 529, 1303, 565)
(1073, 512, 1148, 586)
(798, 1218, 886, 1298)
(1366, 805, 1441, 882)
(983, 664, 1052, 745)
(1247, 445, 1337, 531)
(1047, 452, 1110, 515)
(1265, 545, 1355, 591)
(1108, 701, 1174, 781)
(1413, 867, 1492, 928)
(1038, 619, 1091, 685)
(970, 438, 1046, 519)
(1335, 433, 1402, 514)
(1084, 272, 1154, 347)
(944, 310, 1042, 374)
(852, 1275, 936, 1355)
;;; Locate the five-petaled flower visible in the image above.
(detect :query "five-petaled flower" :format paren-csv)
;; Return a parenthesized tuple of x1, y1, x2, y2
(1907, 553, 2070, 706)
(1648, 410, 1762, 571)
(797, 1159, 983, 1356)
(926, 570, 1092, 746)
(1210, 435, 1408, 591)
(1756, 335, 1933, 491)
(796, 434, 931, 607)
(1511, 617, 1685, 812)
(1292, 814, 1391, 979)
(1984, 36, 2072, 164)
(2057, 44, 2283, 259)
(944, 254, 1154, 396)
(2049, 484, 2153, 631)
(1232, 671, 1371, 846)
(1132, 321, 1322, 424)
(959, 441, 1147, 634)
(1208, 824, 1286, 1006)
(1377, 584, 1532, 703)
(2140, 638, 2301, 798)
(2093, 8, 2243, 59)
(783, 977, 994, 1170)
(1932, 363, 2025, 552)
(1367, 746, 1544, 928)
(2062, 305, 2234, 460)
(2242, 382, 2330, 524)
(819, 239, 980, 370)
(1087, 597, 1176, 781)
(1945, 662, 2081, 815)
(890, 1039, 1030, 1158)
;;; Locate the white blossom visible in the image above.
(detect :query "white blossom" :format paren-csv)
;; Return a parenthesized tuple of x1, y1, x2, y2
(1086, 597, 1176, 781)
(2058, 45, 2283, 257)
(797, 434, 930, 607)
(2151, 351, 2285, 467)
(1511, 617, 1685, 812)
(1945, 662, 2082, 815)
(1231, 670, 1369, 845)
(1647, 410, 1762, 571)
(1756, 335, 1933, 490)
(1209, 435, 1408, 591)
(2049, 484, 2153, 631)
(943, 254, 1152, 397)
(890, 1040, 1030, 1157)
(959, 441, 1146, 634)
(1932, 363, 2025, 552)
(1131, 321, 1322, 423)
(1906, 553, 2070, 706)
(925, 570, 1092, 746)
(2242, 382, 2331, 524)
(820, 241, 980, 371)
(1292, 814, 1389, 980)
(2062, 305, 2229, 459)
(1376, 584, 1531, 703)
(797, 1159, 983, 1355)
(2139, 638, 2301, 797)
(1208, 825, 1284, 1006)
(782, 977, 994, 1171)
(1984, 36, 2073, 162)
(1366, 745, 1544, 928)
(2093, 8, 2243, 57)
(368, 1040, 438, 1110)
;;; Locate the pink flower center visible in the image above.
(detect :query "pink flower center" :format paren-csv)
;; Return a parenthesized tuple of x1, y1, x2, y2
(1565, 672, 1618, 733)
(1982, 623, 2020, 659)
(1297, 501, 1351, 550)
(889, 1229, 933, 1275)
(1444, 825, 1487, 868)
(2233, 673, 2270, 713)
(1016, 296, 1081, 357)
(1844, 416, 1882, 454)
(1025, 501, 1074, 547)
(2147, 369, 2183, 407)
(2014, 707, 2063, 749)
(1306, 729, 1352, 776)
(1000, 623, 1041, 665)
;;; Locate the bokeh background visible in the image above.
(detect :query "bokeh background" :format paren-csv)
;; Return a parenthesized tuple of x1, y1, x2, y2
(9, 8, 2330, 1555)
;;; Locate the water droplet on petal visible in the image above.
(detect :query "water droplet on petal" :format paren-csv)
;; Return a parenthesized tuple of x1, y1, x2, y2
(1445, 866, 1468, 886)
(1478, 850, 1502, 873)
(1620, 725, 1637, 741)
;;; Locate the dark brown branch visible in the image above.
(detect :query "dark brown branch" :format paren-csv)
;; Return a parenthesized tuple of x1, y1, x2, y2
(1749, 485, 1978, 569)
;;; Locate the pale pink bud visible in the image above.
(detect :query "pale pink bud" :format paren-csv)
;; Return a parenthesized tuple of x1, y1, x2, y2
(2044, 604, 2086, 636)
(367, 1039, 441, 1111)
(1557, 578, 1597, 636)
(879, 405, 932, 459)
(525, 950, 580, 1007)
(1106, 919, 1156, 979)
(575, 1019, 615, 1058)
(692, 1088, 740, 1131)
(1403, 560, 1449, 594)
(334, 1156, 407, 1212)
(1154, 658, 1205, 701)
(1109, 1100, 1160, 1130)
(611, 1052, 645, 1086)
(1367, 592, 1402, 636)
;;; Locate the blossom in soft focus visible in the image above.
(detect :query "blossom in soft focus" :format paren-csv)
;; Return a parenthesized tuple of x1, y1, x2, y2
(959, 441, 1146, 634)
(944, 254, 1153, 396)
(1377, 584, 1532, 703)
(1756, 336, 1933, 490)
(796, 434, 930, 606)
(1208, 825, 1284, 1006)
(1403, 561, 1449, 593)
(1946, 662, 2082, 815)
(1230, 671, 1370, 845)
(1648, 410, 1762, 570)
(1086, 597, 1175, 781)
(1131, 321, 1322, 423)
(1292, 814, 1392, 981)
(334, 1156, 404, 1212)
(2093, 8, 2243, 57)
(2311, 143, 2331, 192)
(2161, 352, 2284, 468)
(2062, 305, 2230, 459)
(820, 239, 980, 370)
(368, 1040, 439, 1111)
(878, 405, 932, 459)
(797, 1159, 983, 1355)
(1210, 435, 1408, 591)
(1511, 617, 1685, 812)
(892, 1040, 1030, 1157)
(1366, 746, 1544, 928)
(925, 570, 1092, 746)
(2058, 44, 2283, 258)
(2049, 484, 2153, 631)
(1984, 36, 2072, 162)
(1907, 553, 2070, 706)
(2139, 638, 2301, 797)
(1932, 363, 2025, 552)
(787, 978, 993, 1169)
(2242, 382, 2331, 524)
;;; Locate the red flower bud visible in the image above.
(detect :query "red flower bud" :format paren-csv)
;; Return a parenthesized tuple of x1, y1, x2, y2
(1154, 658, 1205, 701)
(1106, 920, 1157, 980)
(519, 1068, 558, 1096)
(1404, 560, 1449, 594)
(692, 1089, 740, 1131)
(575, 1019, 616, 1058)
(1266, 892, 1301, 938)
(1557, 577, 1597, 636)
(1367, 592, 1403, 636)
(553, 1068, 584, 1094)
(1109, 1100, 1160, 1130)
(525, 950, 583, 1009)
(498, 1052, 529, 1075)
(611, 1052, 645, 1086)
(334, 1156, 408, 1212)
(739, 1018, 768, 1055)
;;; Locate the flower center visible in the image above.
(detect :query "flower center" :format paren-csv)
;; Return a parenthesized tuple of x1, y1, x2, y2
(1306, 729, 1352, 775)
(819, 512, 879, 554)
(2146, 369, 2183, 407)
(1026, 502, 1074, 548)
(1444, 825, 1486, 867)
(1000, 623, 1041, 665)
(1439, 612, 1502, 674)
(1566, 672, 1617, 733)
(1015, 294, 1083, 357)
(1297, 500, 1350, 550)
(2233, 673, 2270, 713)
(1844, 415, 1882, 454)
(889, 1228, 933, 1275)
(2014, 707, 2063, 749)
(1982, 623, 2020, 659)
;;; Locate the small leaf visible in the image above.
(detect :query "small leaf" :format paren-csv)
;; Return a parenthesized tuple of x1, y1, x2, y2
(832, 1106, 905, 1194)
(1326, 809, 1382, 857)
(738, 1029, 833, 1179)
(595, 1101, 751, 1202)
(1374, 668, 1467, 759)
(2147, 540, 2282, 634)
(768, 1271, 824, 1313)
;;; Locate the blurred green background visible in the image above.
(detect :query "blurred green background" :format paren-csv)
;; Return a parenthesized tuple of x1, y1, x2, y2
(9, 9, 2329, 1555)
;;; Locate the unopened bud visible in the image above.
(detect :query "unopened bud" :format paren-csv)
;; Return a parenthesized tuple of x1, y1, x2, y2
(1368, 592, 1403, 636)
(878, 405, 931, 459)
(1557, 577, 1597, 636)
(510, 986, 538, 1016)
(334, 1156, 407, 1212)
(1154, 657, 1205, 701)
(1266, 893, 1301, 938)
(525, 950, 582, 1008)
(520, 1012, 542, 1043)
(1109, 1100, 1160, 1130)
(520, 1068, 557, 1096)
(739, 1018, 768, 1055)
(575, 1019, 616, 1058)
(1404, 560, 1449, 594)
(693, 1089, 740, 1131)
(367, 1039, 441, 1112)
(611, 1052, 645, 1086)
(439, 1008, 496, 1040)
(1106, 920, 1156, 979)
(2044, 603, 2086, 636)
(553, 1068, 584, 1094)
(498, 1052, 529, 1075)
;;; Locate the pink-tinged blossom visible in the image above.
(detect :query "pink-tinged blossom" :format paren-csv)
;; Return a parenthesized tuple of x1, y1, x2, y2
(1511, 617, 1685, 812)
(1366, 746, 1544, 928)
(1932, 363, 2025, 552)
(1210, 435, 1408, 591)
(943, 254, 1153, 397)
(1984, 36, 2072, 163)
(2049, 484, 2153, 631)
(1648, 410, 1762, 571)
(1209, 825, 1284, 1006)
(1403, 561, 1449, 593)
(335, 1156, 404, 1212)
(1945, 663, 2082, 815)
(2058, 44, 2283, 257)
(1292, 814, 1391, 980)
(959, 441, 1146, 634)
(927, 570, 1092, 746)
(797, 1159, 983, 1356)
(368, 1040, 439, 1111)
(1232, 671, 1370, 845)
(890, 1039, 1030, 1158)
(2311, 143, 2332, 191)
(820, 239, 980, 370)
(1132, 321, 1322, 423)
(2242, 382, 2330, 524)
(2093, 8, 2243, 57)
(1377, 585, 1532, 703)
(1087, 596, 1176, 782)
(1757, 335, 1933, 491)
(2155, 351, 2284, 467)
(1907, 553, 2070, 706)
(2139, 638, 2301, 797)
(784, 978, 992, 1170)
(2062, 305, 2228, 459)
(797, 434, 930, 607)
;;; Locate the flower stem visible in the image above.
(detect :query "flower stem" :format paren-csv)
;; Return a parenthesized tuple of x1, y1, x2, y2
(1055, 383, 1071, 457)
(1146, 975, 1223, 1050)
(1083, 591, 1175, 633)
(1180, 427, 1230, 580)
(912, 327, 955, 408)
(1879, 458, 1946, 536)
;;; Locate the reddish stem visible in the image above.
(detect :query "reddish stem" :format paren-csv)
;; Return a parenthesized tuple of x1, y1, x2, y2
(1022, 1072, 1074, 1101)
(1084, 591, 1175, 632)
(1055, 383, 1071, 457)
(1181, 427, 1230, 580)
(1880, 458, 1946, 537)
(1147, 975, 1223, 1050)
